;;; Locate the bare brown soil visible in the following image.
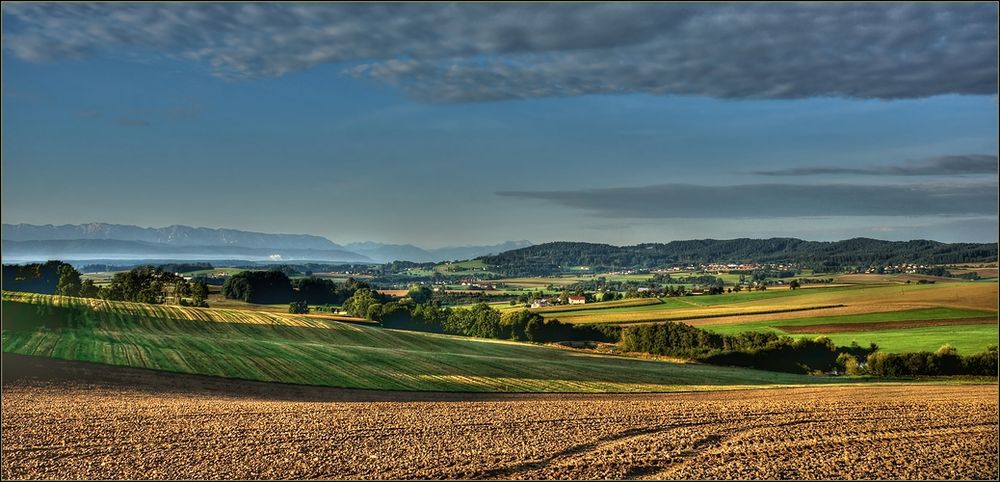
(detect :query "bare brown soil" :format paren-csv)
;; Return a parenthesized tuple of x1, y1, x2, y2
(2, 355, 997, 480)
(949, 268, 999, 278)
(778, 317, 1000, 334)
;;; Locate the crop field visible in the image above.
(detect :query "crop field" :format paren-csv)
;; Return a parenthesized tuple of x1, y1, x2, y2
(948, 267, 999, 279)
(530, 297, 663, 314)
(540, 282, 997, 324)
(200, 296, 298, 313)
(1, 292, 848, 393)
(185, 267, 247, 276)
(495, 276, 593, 287)
(701, 307, 998, 354)
(831, 273, 962, 284)
(2, 357, 996, 480)
(434, 259, 494, 275)
(533, 282, 997, 354)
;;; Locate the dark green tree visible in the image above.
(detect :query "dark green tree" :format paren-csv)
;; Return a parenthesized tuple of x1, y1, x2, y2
(191, 280, 209, 306)
(55, 264, 82, 296)
(289, 300, 309, 314)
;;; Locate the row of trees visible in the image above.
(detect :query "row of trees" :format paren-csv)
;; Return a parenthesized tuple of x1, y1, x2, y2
(620, 321, 998, 376)
(3, 262, 209, 306)
(341, 288, 619, 343)
(97, 266, 209, 306)
(620, 322, 878, 374)
(79, 262, 213, 274)
(3, 261, 85, 295)
(860, 345, 997, 376)
(221, 270, 374, 305)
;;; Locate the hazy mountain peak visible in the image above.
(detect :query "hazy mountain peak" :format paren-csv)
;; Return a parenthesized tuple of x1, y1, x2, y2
(2, 223, 342, 250)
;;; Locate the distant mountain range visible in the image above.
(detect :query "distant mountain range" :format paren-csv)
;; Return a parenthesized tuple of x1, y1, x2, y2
(344, 240, 532, 264)
(0, 239, 371, 263)
(10, 223, 992, 271)
(2, 223, 340, 250)
(1, 223, 533, 264)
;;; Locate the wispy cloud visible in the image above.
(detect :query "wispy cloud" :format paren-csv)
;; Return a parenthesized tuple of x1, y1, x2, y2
(754, 155, 999, 177)
(497, 183, 998, 218)
(2, 3, 996, 102)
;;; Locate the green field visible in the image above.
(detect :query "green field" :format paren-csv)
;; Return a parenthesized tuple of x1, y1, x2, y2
(1, 291, 865, 393)
(531, 282, 997, 354)
(701, 307, 998, 354)
(434, 259, 494, 276)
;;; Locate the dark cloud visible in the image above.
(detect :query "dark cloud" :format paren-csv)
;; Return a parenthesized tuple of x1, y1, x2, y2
(2, 3, 996, 102)
(497, 183, 998, 218)
(754, 155, 999, 176)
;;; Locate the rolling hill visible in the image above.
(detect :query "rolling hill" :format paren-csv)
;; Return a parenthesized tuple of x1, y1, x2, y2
(478, 238, 998, 276)
(1, 291, 845, 392)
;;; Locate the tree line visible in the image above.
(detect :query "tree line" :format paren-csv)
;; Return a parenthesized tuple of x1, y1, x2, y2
(861, 345, 997, 377)
(3, 262, 208, 306)
(80, 262, 214, 274)
(620, 321, 997, 376)
(221, 270, 374, 306)
(479, 239, 998, 276)
(340, 286, 619, 343)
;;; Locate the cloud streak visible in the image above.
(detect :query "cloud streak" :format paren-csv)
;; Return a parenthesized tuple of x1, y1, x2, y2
(497, 183, 998, 219)
(2, 3, 996, 102)
(754, 155, 999, 176)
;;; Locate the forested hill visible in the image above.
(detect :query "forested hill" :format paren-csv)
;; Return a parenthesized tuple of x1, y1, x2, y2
(478, 238, 998, 276)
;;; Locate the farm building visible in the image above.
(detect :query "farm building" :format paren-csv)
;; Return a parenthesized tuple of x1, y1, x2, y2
(568, 295, 587, 305)
(531, 298, 553, 308)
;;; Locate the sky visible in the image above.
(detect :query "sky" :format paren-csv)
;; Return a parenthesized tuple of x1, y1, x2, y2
(2, 2, 998, 247)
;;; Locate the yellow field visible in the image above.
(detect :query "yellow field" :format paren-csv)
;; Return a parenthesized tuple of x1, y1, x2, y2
(832, 273, 964, 284)
(495, 277, 591, 287)
(1, 291, 369, 327)
(530, 297, 662, 313)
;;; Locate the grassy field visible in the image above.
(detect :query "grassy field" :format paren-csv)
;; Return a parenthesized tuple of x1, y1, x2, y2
(434, 259, 494, 276)
(701, 307, 998, 354)
(494, 276, 594, 287)
(0, 291, 863, 393)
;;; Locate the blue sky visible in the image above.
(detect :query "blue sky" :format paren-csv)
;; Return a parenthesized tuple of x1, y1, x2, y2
(2, 3, 997, 247)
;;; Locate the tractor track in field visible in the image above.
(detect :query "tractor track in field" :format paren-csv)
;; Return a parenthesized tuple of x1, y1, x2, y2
(2, 354, 997, 480)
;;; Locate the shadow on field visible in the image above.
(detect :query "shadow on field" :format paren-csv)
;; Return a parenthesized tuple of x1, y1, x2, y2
(0, 353, 682, 403)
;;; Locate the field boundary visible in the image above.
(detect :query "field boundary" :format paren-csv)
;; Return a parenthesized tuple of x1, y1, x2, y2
(777, 316, 999, 334)
(579, 304, 847, 325)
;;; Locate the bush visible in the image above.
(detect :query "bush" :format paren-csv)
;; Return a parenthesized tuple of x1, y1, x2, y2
(962, 346, 998, 375)
(836, 353, 863, 375)
(288, 300, 309, 314)
(864, 345, 994, 377)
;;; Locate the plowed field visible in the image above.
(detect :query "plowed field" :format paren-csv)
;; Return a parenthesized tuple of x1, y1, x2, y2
(2, 355, 996, 480)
